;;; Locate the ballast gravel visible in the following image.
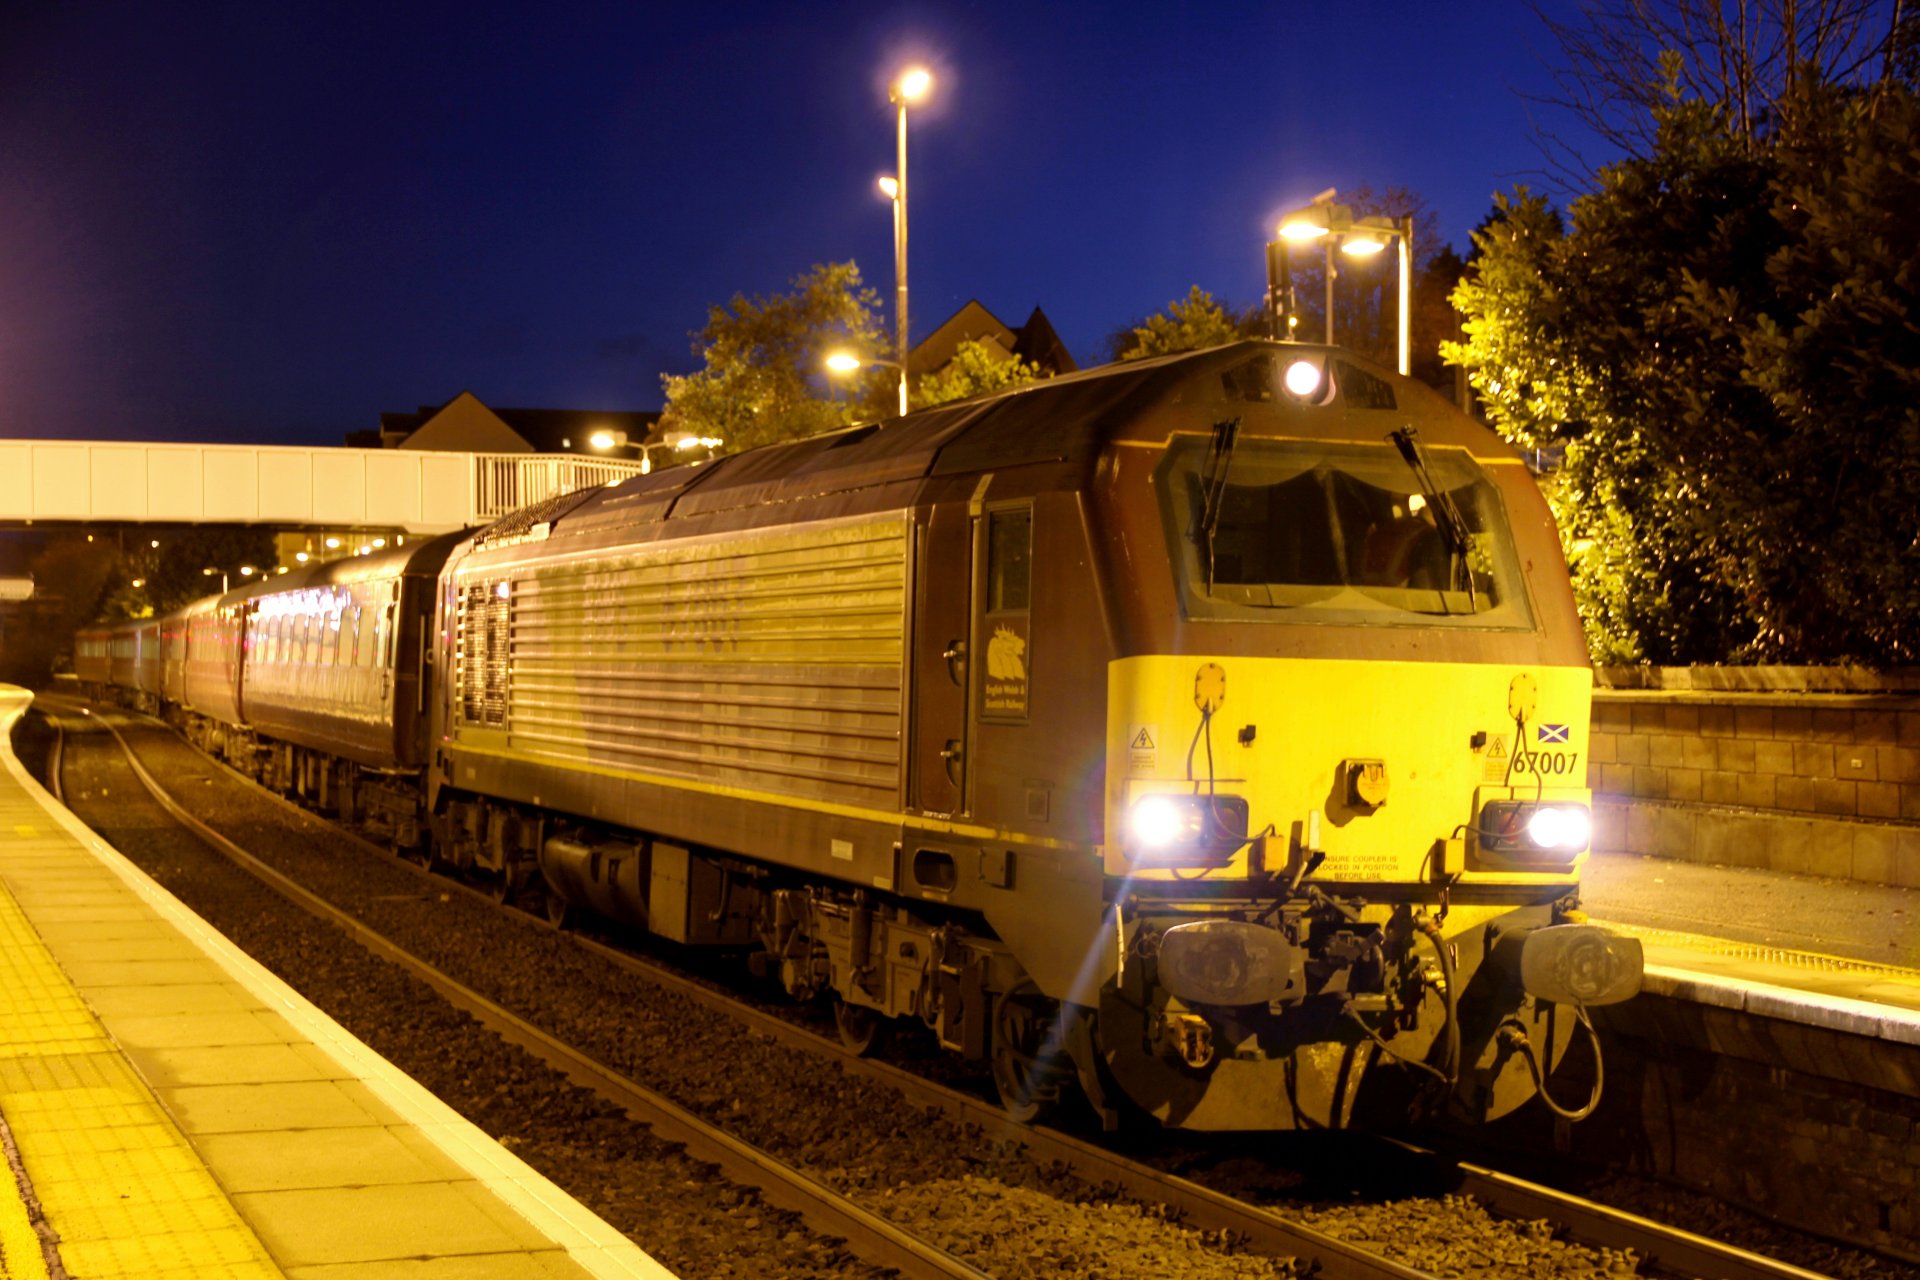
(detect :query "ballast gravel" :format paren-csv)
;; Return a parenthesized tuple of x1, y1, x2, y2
(39, 710, 1916, 1280)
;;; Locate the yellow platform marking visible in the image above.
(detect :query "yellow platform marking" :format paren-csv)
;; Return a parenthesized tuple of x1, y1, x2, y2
(0, 884, 283, 1280)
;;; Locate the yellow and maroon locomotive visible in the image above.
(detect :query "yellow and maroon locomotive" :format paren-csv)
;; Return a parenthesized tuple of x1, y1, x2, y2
(96, 341, 1641, 1130)
(427, 340, 1641, 1129)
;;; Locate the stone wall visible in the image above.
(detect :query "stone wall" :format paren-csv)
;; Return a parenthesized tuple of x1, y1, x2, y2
(1590, 695, 1920, 819)
(1586, 672, 1920, 887)
(1498, 993, 1920, 1262)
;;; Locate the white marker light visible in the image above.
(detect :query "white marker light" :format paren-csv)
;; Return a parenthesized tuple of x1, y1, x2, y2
(1284, 360, 1323, 397)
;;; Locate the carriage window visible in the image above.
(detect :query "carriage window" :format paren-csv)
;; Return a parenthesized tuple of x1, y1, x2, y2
(1156, 438, 1533, 630)
(373, 598, 393, 670)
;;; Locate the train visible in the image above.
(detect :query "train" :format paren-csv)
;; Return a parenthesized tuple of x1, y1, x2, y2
(74, 340, 1642, 1132)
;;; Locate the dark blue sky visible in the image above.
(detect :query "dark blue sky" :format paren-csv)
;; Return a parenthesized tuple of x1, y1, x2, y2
(1, 2, 1606, 446)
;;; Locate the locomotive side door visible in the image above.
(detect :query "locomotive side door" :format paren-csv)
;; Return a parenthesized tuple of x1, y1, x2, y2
(909, 498, 976, 816)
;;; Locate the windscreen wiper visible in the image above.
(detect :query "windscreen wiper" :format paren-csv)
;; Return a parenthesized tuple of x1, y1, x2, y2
(1388, 426, 1477, 612)
(1197, 417, 1241, 593)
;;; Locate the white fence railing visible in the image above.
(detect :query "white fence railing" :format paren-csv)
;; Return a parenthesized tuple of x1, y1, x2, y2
(470, 454, 649, 522)
(0, 441, 649, 534)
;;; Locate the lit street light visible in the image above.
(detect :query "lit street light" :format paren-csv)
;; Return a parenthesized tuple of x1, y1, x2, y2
(201, 567, 228, 592)
(823, 349, 904, 413)
(884, 65, 932, 418)
(1269, 188, 1414, 375)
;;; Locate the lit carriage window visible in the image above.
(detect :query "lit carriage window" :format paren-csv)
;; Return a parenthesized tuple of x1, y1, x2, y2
(372, 588, 392, 670)
(987, 509, 1031, 612)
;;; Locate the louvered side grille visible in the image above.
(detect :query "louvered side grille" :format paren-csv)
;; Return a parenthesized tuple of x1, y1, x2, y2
(477, 518, 908, 806)
(457, 583, 510, 726)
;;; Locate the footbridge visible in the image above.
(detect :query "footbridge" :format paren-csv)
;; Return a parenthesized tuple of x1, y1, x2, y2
(0, 440, 646, 533)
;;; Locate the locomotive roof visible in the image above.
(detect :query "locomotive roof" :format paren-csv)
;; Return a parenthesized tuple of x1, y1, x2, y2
(471, 341, 1512, 546)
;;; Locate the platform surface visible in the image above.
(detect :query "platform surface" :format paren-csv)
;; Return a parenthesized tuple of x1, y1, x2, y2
(0, 687, 671, 1280)
(1584, 847, 1920, 1039)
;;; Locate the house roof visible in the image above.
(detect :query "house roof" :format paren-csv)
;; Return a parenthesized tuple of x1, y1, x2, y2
(353, 392, 661, 455)
(908, 301, 1078, 378)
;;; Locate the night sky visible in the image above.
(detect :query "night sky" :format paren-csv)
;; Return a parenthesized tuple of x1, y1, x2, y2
(1, 2, 1608, 447)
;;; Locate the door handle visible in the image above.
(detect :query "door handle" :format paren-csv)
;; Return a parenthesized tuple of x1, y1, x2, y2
(942, 640, 966, 686)
(940, 739, 964, 784)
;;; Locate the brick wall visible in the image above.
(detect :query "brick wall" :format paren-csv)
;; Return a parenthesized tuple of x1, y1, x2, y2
(1588, 691, 1920, 886)
(1512, 994, 1920, 1260)
(1589, 696, 1920, 819)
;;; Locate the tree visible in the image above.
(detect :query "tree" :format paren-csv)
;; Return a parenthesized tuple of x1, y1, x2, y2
(1446, 82, 1920, 664)
(659, 262, 888, 453)
(0, 535, 121, 686)
(146, 527, 279, 613)
(914, 339, 1045, 408)
(1111, 287, 1261, 362)
(1682, 83, 1920, 659)
(1527, 0, 1910, 181)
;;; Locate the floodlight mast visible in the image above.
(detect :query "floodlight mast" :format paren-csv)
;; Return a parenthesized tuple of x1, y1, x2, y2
(1266, 188, 1413, 375)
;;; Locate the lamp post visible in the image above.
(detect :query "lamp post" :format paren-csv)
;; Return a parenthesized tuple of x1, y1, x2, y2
(1270, 190, 1414, 375)
(886, 66, 932, 418)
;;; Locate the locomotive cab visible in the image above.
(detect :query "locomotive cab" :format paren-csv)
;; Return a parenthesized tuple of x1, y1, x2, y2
(1085, 345, 1642, 1129)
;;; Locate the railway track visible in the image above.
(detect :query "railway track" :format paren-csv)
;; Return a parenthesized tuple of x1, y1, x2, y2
(40, 698, 1847, 1280)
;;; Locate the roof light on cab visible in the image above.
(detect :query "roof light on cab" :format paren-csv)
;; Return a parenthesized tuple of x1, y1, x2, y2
(1283, 359, 1323, 398)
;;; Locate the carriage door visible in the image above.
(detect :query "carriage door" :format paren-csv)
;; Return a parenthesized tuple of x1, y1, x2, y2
(910, 501, 975, 816)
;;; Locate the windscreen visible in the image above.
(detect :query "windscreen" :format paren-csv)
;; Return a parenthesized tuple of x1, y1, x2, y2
(1156, 437, 1534, 629)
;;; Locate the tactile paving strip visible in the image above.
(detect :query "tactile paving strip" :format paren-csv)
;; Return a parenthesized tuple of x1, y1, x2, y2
(0, 883, 282, 1280)
(1601, 920, 1920, 983)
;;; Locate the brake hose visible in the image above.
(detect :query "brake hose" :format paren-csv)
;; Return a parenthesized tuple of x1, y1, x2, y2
(1415, 913, 1461, 1092)
(1506, 1002, 1606, 1122)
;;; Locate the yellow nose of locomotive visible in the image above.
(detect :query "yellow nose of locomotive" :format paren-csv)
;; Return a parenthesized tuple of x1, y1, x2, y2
(1105, 657, 1595, 887)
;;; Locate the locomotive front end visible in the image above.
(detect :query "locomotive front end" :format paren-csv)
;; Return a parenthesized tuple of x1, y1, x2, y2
(1091, 349, 1642, 1130)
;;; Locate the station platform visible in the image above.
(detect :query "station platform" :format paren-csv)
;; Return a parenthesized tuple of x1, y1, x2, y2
(0, 687, 671, 1280)
(1582, 847, 1920, 1034)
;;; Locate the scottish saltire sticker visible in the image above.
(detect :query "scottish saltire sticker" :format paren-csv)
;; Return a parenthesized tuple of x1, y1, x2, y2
(1537, 723, 1570, 743)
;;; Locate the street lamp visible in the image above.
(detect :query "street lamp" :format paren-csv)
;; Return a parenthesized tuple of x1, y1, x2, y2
(1268, 189, 1414, 375)
(202, 567, 228, 592)
(884, 65, 932, 418)
(823, 349, 904, 414)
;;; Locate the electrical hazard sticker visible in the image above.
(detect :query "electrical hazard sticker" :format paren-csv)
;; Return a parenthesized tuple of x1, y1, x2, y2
(1128, 725, 1158, 774)
(1482, 733, 1510, 783)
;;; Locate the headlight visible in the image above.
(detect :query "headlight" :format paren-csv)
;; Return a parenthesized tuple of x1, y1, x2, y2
(1124, 793, 1249, 868)
(1525, 804, 1591, 851)
(1474, 800, 1591, 869)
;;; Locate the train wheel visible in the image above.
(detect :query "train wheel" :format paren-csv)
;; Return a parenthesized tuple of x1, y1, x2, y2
(991, 979, 1075, 1124)
(834, 998, 884, 1057)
